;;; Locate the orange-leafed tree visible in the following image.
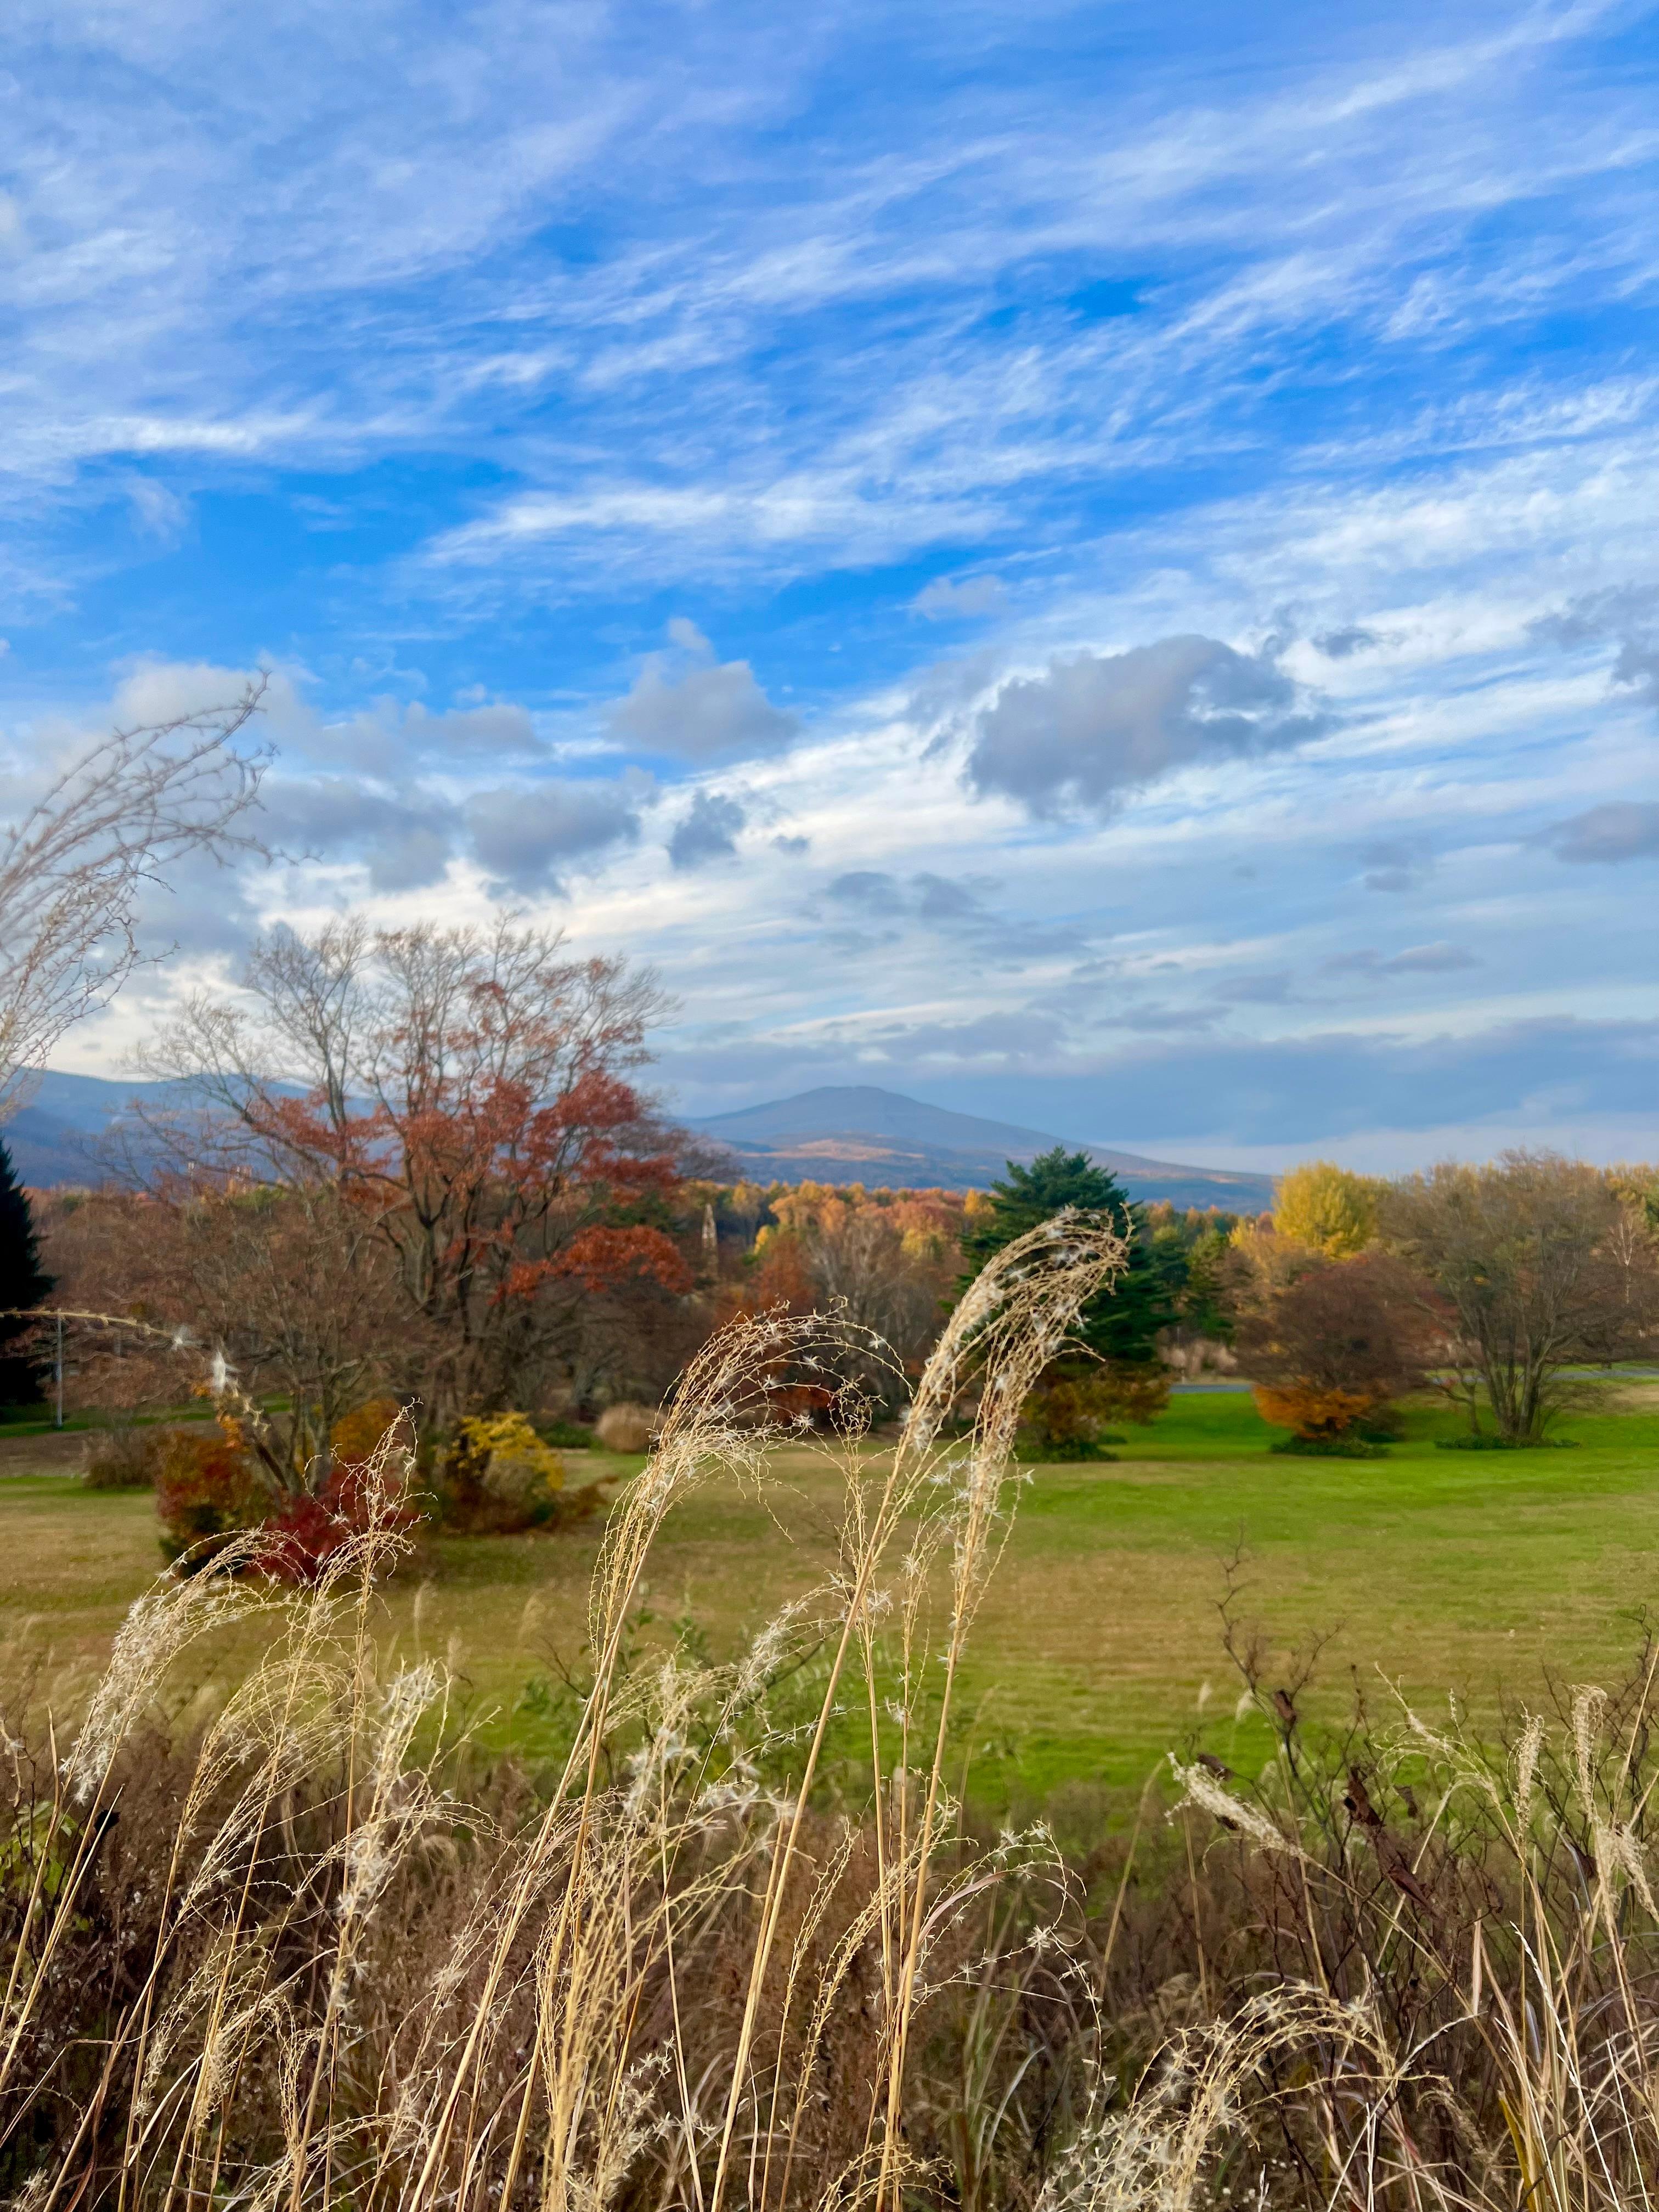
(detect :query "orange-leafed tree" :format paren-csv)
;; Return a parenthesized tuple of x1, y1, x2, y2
(138, 917, 692, 1426)
(731, 1182, 966, 1407)
(1234, 1249, 1440, 1446)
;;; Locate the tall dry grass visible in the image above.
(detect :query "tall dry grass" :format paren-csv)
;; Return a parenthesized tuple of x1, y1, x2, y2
(4, 1207, 1659, 2209)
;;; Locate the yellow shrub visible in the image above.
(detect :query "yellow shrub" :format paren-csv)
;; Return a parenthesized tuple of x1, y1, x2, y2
(456, 1412, 564, 1500)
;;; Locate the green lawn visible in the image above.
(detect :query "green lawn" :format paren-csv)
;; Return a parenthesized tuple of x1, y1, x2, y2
(3, 1386, 1657, 1806)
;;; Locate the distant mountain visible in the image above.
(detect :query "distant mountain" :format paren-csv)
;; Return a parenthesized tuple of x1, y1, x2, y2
(690, 1086, 1275, 1211)
(7, 1071, 1279, 1214)
(1, 1071, 193, 1188)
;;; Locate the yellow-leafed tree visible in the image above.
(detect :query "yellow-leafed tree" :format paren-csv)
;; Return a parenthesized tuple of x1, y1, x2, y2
(1273, 1160, 1379, 1257)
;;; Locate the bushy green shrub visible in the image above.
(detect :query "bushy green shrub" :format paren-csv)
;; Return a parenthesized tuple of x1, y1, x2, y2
(536, 1419, 594, 1449)
(1435, 1431, 1578, 1452)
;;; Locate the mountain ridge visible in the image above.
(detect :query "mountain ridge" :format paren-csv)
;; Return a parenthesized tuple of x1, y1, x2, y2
(690, 1085, 1275, 1209)
(2, 1073, 1279, 1213)
(1, 1071, 203, 1189)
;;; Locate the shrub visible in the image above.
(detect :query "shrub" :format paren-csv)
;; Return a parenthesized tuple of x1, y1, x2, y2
(536, 1418, 594, 1449)
(153, 1426, 267, 1565)
(1436, 1431, 1578, 1451)
(594, 1401, 658, 1453)
(154, 1402, 420, 1579)
(438, 1410, 565, 1533)
(328, 1396, 409, 1468)
(1268, 1429, 1387, 1458)
(1238, 1250, 1435, 1442)
(1252, 1380, 1377, 1441)
(81, 1421, 172, 1489)
(261, 1454, 419, 1582)
(1019, 1364, 1167, 1458)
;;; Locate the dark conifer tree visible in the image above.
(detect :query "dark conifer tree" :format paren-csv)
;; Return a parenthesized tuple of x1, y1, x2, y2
(958, 1146, 1183, 1368)
(0, 1141, 51, 1406)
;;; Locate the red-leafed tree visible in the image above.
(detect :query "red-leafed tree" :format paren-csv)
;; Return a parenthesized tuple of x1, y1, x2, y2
(139, 917, 692, 1426)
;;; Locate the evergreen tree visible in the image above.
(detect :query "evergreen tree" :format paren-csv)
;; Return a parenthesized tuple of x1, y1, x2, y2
(0, 1141, 50, 1406)
(958, 1147, 1182, 1368)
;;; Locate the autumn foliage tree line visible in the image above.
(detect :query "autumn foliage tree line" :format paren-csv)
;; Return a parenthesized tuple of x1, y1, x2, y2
(7, 913, 1658, 1565)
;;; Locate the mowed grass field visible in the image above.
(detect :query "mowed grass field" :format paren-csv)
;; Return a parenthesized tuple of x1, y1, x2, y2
(3, 1385, 1658, 1805)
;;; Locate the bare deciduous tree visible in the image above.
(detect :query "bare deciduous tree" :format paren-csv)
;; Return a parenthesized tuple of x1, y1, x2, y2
(1382, 1151, 1659, 1441)
(0, 683, 267, 1107)
(38, 1180, 420, 1485)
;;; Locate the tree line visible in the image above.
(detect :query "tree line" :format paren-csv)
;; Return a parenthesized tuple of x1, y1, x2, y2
(0, 911, 1649, 1563)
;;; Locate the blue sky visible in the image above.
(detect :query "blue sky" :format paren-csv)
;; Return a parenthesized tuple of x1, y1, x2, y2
(4, 0, 1658, 1169)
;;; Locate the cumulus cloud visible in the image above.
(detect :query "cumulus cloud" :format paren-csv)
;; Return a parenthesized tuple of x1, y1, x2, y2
(400, 699, 544, 757)
(1326, 941, 1480, 976)
(110, 657, 287, 732)
(913, 872, 988, 922)
(260, 776, 458, 891)
(823, 870, 1003, 929)
(606, 622, 798, 762)
(913, 573, 1006, 620)
(128, 843, 267, 961)
(465, 779, 642, 891)
(965, 634, 1326, 815)
(366, 823, 453, 892)
(316, 697, 548, 777)
(826, 870, 907, 918)
(668, 788, 746, 868)
(105, 657, 549, 781)
(1538, 802, 1659, 864)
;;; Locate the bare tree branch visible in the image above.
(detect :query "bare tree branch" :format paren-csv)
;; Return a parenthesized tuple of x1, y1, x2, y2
(0, 680, 268, 1108)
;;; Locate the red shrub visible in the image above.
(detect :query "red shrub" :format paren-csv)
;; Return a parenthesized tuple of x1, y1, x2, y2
(154, 1429, 267, 1566)
(260, 1456, 417, 1583)
(155, 1402, 419, 1582)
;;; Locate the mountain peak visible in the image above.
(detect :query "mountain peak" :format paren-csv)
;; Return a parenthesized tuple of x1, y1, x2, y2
(691, 1086, 1273, 1209)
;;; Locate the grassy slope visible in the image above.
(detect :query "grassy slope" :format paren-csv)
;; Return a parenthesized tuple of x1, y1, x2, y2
(4, 1387, 1657, 1801)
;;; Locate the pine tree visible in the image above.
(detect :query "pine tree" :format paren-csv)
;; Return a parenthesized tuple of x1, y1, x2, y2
(957, 1148, 1184, 1449)
(959, 1147, 1182, 1366)
(0, 1141, 51, 1407)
